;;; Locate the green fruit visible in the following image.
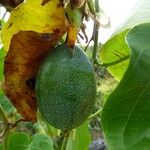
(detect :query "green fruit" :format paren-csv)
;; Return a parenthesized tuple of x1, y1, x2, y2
(36, 43, 96, 130)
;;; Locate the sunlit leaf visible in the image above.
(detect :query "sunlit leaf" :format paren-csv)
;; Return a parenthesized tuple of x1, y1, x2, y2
(100, 30, 130, 81)
(2, 0, 68, 51)
(0, 144, 3, 150)
(66, 7, 82, 28)
(67, 122, 90, 150)
(102, 23, 150, 149)
(114, 0, 150, 34)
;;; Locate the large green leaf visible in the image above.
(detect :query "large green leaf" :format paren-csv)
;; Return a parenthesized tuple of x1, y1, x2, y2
(66, 122, 90, 150)
(5, 132, 54, 150)
(100, 30, 130, 81)
(101, 23, 150, 150)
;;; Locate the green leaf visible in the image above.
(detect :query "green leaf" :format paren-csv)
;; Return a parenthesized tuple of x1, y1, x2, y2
(0, 143, 4, 150)
(101, 23, 150, 150)
(66, 7, 82, 28)
(100, 30, 130, 81)
(0, 47, 6, 95)
(27, 133, 54, 150)
(66, 122, 90, 150)
(0, 94, 15, 113)
(7, 132, 30, 150)
(0, 144, 3, 150)
(5, 132, 54, 150)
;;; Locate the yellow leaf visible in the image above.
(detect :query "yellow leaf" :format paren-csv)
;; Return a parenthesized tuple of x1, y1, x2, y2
(2, 0, 68, 51)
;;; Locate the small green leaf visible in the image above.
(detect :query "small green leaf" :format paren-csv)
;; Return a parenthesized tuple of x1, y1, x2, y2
(100, 30, 130, 81)
(7, 132, 30, 150)
(66, 6, 82, 28)
(27, 133, 54, 150)
(0, 94, 15, 113)
(102, 23, 150, 150)
(0, 47, 6, 95)
(67, 122, 90, 150)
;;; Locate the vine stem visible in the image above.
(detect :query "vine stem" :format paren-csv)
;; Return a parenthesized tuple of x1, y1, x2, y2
(90, 0, 130, 67)
(92, 0, 99, 64)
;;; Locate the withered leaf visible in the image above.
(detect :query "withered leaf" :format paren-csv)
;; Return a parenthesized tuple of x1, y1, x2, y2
(41, 0, 51, 6)
(2, 0, 68, 51)
(1, 0, 79, 122)
(2, 30, 64, 122)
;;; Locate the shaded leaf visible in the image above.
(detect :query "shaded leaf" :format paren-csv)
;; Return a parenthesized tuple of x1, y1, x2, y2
(7, 132, 30, 150)
(0, 94, 15, 113)
(0, 144, 3, 150)
(102, 23, 150, 149)
(0, 47, 6, 95)
(100, 30, 130, 81)
(2, 31, 64, 122)
(6, 132, 54, 150)
(27, 133, 54, 150)
(66, 6, 82, 29)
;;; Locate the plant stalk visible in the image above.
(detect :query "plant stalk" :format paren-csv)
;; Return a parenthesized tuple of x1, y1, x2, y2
(92, 0, 100, 64)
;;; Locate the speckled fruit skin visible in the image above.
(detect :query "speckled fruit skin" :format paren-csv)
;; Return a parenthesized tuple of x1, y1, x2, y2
(36, 43, 96, 130)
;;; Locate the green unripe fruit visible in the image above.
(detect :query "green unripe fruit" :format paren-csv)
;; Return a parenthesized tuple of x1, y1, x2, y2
(36, 44, 96, 130)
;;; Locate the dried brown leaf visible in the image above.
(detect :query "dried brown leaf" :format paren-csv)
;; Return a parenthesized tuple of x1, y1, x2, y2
(2, 30, 64, 122)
